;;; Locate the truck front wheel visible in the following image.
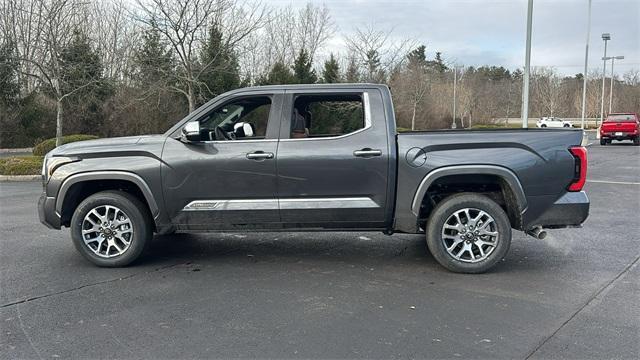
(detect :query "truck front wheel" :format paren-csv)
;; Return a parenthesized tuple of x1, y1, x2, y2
(70, 190, 152, 267)
(426, 193, 511, 273)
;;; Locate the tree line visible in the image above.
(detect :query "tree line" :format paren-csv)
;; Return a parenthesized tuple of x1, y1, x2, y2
(1, 0, 638, 147)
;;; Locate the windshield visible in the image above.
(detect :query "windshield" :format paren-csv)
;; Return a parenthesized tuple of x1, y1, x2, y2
(605, 114, 637, 122)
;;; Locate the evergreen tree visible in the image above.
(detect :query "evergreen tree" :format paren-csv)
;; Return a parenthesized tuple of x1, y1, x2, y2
(322, 53, 340, 83)
(133, 23, 174, 86)
(407, 45, 427, 67)
(426, 51, 448, 73)
(364, 49, 384, 82)
(59, 29, 111, 135)
(292, 49, 317, 84)
(199, 25, 241, 103)
(345, 57, 360, 83)
(0, 41, 19, 106)
(261, 61, 295, 85)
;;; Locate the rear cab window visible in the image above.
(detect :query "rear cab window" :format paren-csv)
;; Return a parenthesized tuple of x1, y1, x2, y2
(605, 114, 637, 122)
(289, 94, 367, 139)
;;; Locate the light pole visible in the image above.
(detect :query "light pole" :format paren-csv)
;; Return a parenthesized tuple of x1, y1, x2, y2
(580, 0, 592, 130)
(598, 33, 610, 128)
(606, 55, 624, 114)
(521, 0, 534, 129)
(452, 67, 457, 129)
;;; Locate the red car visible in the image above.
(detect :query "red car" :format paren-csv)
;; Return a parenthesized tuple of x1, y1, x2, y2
(600, 113, 640, 146)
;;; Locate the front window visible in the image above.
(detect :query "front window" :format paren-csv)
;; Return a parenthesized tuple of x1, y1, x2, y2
(197, 96, 271, 140)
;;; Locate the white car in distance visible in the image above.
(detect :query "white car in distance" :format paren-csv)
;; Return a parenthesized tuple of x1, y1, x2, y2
(536, 117, 573, 128)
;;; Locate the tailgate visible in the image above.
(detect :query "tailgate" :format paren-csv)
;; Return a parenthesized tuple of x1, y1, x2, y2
(601, 122, 636, 132)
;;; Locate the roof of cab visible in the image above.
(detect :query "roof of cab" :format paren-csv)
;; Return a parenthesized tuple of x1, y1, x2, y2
(219, 83, 389, 96)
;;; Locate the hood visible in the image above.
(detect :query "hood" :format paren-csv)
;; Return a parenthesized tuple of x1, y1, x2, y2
(49, 135, 167, 157)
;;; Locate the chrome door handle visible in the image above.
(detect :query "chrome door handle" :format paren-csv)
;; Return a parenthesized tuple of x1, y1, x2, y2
(246, 151, 274, 160)
(353, 149, 382, 157)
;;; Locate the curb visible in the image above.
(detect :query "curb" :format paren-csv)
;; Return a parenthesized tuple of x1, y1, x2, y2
(0, 147, 33, 154)
(0, 175, 41, 182)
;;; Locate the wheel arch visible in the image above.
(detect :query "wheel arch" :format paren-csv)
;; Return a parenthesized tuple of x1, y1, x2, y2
(411, 165, 528, 230)
(56, 171, 160, 229)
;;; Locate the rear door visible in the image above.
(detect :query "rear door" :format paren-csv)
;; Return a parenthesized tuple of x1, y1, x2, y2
(275, 88, 390, 228)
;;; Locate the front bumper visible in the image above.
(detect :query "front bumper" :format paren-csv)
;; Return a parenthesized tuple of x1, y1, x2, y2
(38, 192, 61, 229)
(533, 191, 589, 228)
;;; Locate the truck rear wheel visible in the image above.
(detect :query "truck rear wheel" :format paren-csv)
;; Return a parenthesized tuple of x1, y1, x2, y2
(426, 193, 511, 273)
(70, 190, 152, 267)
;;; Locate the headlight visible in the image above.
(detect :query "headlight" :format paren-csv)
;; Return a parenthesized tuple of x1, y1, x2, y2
(43, 156, 80, 181)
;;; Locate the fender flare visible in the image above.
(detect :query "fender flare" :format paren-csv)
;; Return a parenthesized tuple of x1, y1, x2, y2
(55, 171, 160, 218)
(410, 165, 528, 216)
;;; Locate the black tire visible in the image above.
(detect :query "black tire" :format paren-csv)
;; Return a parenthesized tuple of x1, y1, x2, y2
(634, 137, 639, 146)
(70, 190, 152, 267)
(426, 193, 511, 274)
(540, 124, 547, 128)
(563, 124, 570, 128)
(600, 138, 606, 145)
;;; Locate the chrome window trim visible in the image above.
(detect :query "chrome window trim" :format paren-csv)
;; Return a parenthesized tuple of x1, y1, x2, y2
(182, 197, 379, 211)
(280, 91, 372, 142)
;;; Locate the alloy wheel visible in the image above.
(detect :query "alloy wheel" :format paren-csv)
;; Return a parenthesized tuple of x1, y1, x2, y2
(81, 205, 134, 258)
(441, 208, 499, 263)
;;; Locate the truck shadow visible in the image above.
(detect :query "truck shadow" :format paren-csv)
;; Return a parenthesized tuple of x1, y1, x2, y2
(145, 232, 431, 266)
(139, 232, 557, 274)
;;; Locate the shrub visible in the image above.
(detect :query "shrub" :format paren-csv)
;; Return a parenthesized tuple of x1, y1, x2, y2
(0, 156, 44, 175)
(32, 134, 98, 156)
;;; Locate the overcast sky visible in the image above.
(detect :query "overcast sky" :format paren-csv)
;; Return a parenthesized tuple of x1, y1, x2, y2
(268, 0, 639, 76)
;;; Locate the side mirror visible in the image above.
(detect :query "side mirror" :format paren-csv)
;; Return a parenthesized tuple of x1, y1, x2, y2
(233, 122, 254, 138)
(181, 121, 202, 142)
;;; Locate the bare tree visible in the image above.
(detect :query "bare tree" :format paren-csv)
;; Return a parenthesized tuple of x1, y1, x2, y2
(244, 2, 333, 83)
(531, 66, 562, 117)
(345, 25, 414, 83)
(135, 0, 267, 112)
(4, 0, 102, 146)
(88, 0, 139, 83)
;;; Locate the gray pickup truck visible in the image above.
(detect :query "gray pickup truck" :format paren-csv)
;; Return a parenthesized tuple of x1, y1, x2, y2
(39, 84, 589, 273)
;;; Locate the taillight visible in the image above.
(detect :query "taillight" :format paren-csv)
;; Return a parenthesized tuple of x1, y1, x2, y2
(568, 146, 587, 191)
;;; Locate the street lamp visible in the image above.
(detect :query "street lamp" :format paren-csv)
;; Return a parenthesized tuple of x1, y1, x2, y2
(604, 55, 624, 114)
(452, 65, 462, 129)
(580, 0, 592, 130)
(521, 0, 534, 129)
(598, 33, 610, 128)
(452, 67, 457, 129)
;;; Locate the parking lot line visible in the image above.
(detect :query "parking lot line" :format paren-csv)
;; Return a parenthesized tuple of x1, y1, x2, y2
(587, 179, 640, 185)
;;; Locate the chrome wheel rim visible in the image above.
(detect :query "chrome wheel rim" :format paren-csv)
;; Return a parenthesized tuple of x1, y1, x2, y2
(441, 208, 499, 263)
(81, 205, 133, 258)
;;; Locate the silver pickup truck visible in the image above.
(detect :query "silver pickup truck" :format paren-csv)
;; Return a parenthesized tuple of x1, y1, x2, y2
(39, 84, 589, 273)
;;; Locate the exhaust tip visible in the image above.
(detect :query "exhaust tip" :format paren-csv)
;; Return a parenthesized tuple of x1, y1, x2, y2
(526, 227, 547, 240)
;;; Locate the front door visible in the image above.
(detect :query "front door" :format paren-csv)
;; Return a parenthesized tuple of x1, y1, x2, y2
(162, 92, 284, 230)
(275, 89, 390, 228)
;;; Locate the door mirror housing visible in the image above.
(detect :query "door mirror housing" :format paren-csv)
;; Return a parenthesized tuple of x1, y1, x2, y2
(181, 121, 202, 142)
(233, 122, 255, 138)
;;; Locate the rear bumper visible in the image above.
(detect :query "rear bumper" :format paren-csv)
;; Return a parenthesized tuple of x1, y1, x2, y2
(38, 192, 61, 229)
(600, 131, 637, 140)
(533, 191, 589, 229)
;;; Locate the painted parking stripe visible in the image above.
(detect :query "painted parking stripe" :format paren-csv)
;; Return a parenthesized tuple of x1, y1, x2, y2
(587, 179, 640, 185)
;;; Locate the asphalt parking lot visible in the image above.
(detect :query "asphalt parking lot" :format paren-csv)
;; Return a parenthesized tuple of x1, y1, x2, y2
(1, 142, 638, 359)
